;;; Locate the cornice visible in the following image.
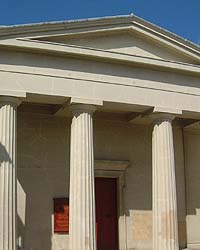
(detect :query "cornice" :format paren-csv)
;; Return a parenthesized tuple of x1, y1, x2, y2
(0, 15, 133, 37)
(0, 15, 199, 57)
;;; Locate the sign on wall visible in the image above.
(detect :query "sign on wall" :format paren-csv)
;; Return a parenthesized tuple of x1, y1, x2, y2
(54, 198, 69, 233)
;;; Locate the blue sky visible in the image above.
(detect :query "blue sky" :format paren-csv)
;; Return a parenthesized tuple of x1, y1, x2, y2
(1, 0, 200, 45)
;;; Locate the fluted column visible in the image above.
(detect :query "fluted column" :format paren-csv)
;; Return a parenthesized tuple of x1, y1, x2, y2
(152, 114, 179, 250)
(69, 104, 97, 250)
(0, 96, 21, 250)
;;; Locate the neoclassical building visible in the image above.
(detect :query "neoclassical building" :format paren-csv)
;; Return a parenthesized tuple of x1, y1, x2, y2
(0, 15, 200, 250)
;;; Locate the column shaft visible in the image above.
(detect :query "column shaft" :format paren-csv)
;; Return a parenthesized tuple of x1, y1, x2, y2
(0, 97, 20, 250)
(152, 116, 179, 250)
(69, 104, 96, 250)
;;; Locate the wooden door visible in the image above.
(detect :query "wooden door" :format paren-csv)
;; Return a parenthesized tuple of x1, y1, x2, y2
(95, 177, 118, 250)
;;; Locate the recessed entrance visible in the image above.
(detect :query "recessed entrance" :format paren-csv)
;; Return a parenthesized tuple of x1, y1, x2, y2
(95, 177, 119, 250)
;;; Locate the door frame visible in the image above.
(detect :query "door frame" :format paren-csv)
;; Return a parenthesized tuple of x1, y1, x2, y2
(94, 160, 129, 250)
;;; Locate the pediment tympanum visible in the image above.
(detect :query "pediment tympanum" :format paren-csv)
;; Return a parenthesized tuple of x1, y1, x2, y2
(0, 15, 199, 68)
(36, 30, 199, 65)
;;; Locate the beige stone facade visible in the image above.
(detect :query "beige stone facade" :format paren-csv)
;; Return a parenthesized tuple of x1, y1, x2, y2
(0, 15, 200, 250)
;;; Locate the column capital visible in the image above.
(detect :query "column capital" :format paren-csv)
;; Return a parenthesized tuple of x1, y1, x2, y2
(70, 97, 103, 106)
(0, 96, 22, 107)
(150, 112, 176, 124)
(70, 104, 97, 116)
(150, 106, 182, 124)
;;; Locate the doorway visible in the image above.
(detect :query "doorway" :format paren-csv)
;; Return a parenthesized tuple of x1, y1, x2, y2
(95, 177, 119, 250)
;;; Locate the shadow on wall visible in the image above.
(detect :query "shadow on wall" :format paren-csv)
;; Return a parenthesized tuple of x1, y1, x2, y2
(0, 143, 12, 164)
(17, 173, 53, 250)
(0, 134, 52, 250)
(184, 131, 200, 216)
(17, 113, 70, 250)
(0, 143, 30, 249)
(183, 132, 200, 248)
(18, 214, 25, 249)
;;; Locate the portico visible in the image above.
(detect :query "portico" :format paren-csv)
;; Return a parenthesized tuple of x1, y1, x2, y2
(0, 14, 199, 250)
(0, 95, 192, 250)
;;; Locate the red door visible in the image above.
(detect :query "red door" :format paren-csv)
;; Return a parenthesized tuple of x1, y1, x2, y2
(95, 178, 118, 250)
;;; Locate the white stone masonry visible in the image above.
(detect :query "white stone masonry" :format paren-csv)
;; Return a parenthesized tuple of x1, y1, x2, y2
(152, 114, 179, 250)
(69, 104, 97, 250)
(0, 97, 21, 250)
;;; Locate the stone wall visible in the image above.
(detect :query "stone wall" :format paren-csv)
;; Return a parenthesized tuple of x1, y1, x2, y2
(17, 112, 188, 250)
(184, 129, 200, 250)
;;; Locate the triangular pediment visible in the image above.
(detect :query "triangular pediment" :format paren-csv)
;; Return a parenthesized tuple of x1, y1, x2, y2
(0, 15, 199, 66)
(35, 29, 199, 64)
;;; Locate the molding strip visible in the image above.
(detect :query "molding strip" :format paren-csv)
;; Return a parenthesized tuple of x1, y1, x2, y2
(95, 160, 129, 171)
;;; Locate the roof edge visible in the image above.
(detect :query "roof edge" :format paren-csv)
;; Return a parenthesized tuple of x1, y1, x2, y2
(0, 14, 199, 53)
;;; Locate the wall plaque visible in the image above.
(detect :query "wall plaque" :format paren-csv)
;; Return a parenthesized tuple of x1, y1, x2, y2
(54, 198, 69, 233)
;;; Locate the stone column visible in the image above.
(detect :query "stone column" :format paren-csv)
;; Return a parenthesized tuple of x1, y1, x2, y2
(0, 96, 21, 250)
(152, 114, 179, 250)
(69, 104, 97, 250)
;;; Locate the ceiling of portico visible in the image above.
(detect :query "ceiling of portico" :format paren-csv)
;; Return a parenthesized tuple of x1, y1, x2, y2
(18, 94, 150, 118)
(18, 94, 200, 128)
